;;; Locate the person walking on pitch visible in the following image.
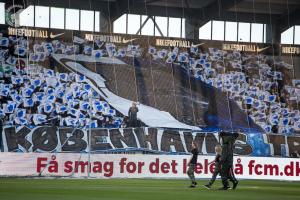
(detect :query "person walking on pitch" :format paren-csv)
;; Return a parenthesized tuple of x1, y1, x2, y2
(204, 144, 222, 189)
(187, 142, 199, 188)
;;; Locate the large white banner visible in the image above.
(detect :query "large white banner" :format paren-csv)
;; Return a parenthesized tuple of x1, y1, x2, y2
(0, 153, 299, 181)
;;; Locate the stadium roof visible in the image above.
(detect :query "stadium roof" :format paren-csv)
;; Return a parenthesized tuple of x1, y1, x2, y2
(23, 0, 300, 31)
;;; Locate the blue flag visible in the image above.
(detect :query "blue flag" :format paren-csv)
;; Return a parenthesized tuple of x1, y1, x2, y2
(0, 37, 9, 47)
(24, 98, 34, 107)
(33, 114, 47, 125)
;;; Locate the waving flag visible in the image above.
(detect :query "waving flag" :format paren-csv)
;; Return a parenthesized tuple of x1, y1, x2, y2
(270, 114, 279, 125)
(281, 117, 290, 126)
(233, 51, 241, 58)
(44, 69, 55, 77)
(33, 114, 47, 125)
(232, 84, 240, 92)
(91, 90, 100, 99)
(34, 92, 45, 102)
(52, 40, 65, 51)
(0, 37, 9, 47)
(64, 45, 78, 55)
(106, 43, 117, 57)
(88, 120, 98, 128)
(55, 103, 67, 113)
(165, 57, 173, 64)
(178, 53, 189, 63)
(55, 89, 65, 99)
(16, 109, 26, 118)
(64, 92, 74, 102)
(117, 48, 126, 57)
(127, 45, 139, 52)
(189, 58, 196, 67)
(274, 71, 282, 80)
(257, 93, 265, 101)
(205, 79, 213, 86)
(43, 43, 54, 55)
(46, 95, 56, 103)
(73, 36, 85, 44)
(292, 79, 300, 88)
(253, 100, 261, 109)
(0, 49, 8, 61)
(92, 50, 104, 58)
(23, 98, 34, 107)
(77, 111, 85, 119)
(267, 95, 276, 103)
(3, 102, 16, 113)
(15, 117, 28, 125)
(101, 101, 109, 109)
(68, 108, 78, 117)
(44, 103, 54, 113)
(46, 77, 58, 87)
(293, 122, 300, 131)
(200, 53, 208, 60)
(46, 88, 55, 96)
(95, 39, 104, 48)
(84, 45, 93, 55)
(82, 84, 91, 92)
(80, 101, 90, 111)
(0, 108, 4, 117)
(8, 36, 18, 43)
(244, 96, 254, 105)
(190, 46, 198, 54)
(204, 62, 211, 68)
(263, 125, 272, 133)
(198, 59, 206, 65)
(22, 88, 34, 98)
(148, 46, 156, 55)
(75, 74, 87, 83)
(11, 94, 22, 102)
(29, 53, 40, 62)
(57, 73, 69, 82)
(38, 52, 46, 61)
(14, 46, 27, 56)
(6, 56, 17, 65)
(282, 108, 289, 117)
(206, 68, 215, 76)
(65, 117, 78, 126)
(31, 79, 42, 87)
(0, 87, 10, 96)
(167, 52, 177, 62)
(157, 49, 168, 59)
(33, 44, 44, 53)
(93, 103, 104, 112)
(11, 76, 24, 85)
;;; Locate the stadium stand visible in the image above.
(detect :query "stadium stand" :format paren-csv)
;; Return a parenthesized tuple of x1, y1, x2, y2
(0, 36, 299, 135)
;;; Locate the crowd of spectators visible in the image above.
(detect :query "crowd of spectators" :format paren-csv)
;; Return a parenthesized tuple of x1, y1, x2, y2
(0, 34, 299, 134)
(0, 36, 124, 128)
(148, 45, 300, 135)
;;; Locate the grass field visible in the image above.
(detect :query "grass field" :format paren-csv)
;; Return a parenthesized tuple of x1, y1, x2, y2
(0, 178, 299, 200)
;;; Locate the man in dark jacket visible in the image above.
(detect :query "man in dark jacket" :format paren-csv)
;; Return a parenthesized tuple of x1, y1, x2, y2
(219, 130, 239, 190)
(128, 102, 139, 127)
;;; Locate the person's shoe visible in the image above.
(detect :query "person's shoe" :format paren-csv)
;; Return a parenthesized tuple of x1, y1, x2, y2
(218, 186, 230, 190)
(189, 184, 196, 188)
(204, 184, 211, 189)
(232, 181, 238, 190)
(193, 182, 197, 186)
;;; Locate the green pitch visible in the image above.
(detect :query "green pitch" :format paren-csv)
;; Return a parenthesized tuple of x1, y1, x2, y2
(0, 178, 299, 200)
